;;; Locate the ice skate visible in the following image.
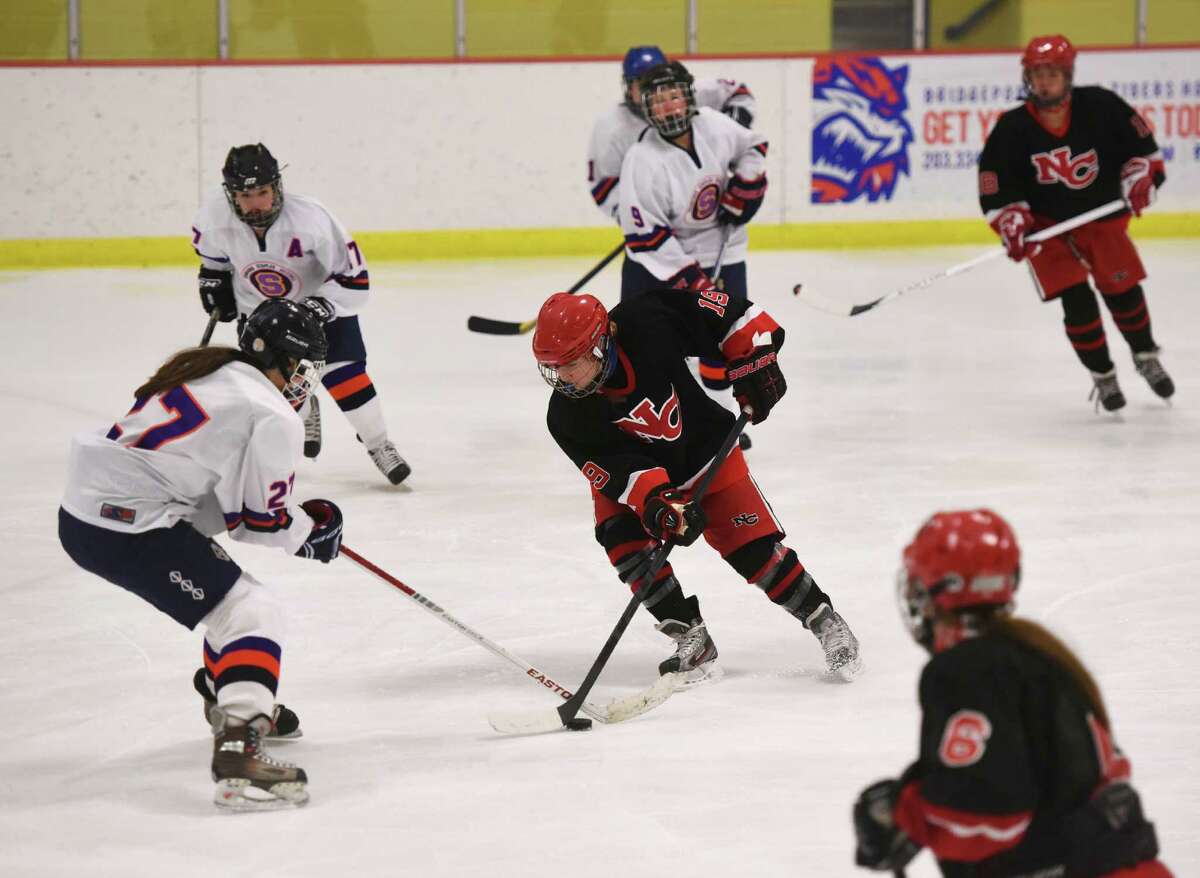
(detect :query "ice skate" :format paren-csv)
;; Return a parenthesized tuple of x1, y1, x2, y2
(656, 618, 723, 689)
(805, 603, 863, 682)
(194, 668, 301, 739)
(1133, 350, 1174, 401)
(367, 440, 411, 485)
(211, 710, 308, 812)
(302, 395, 322, 459)
(1088, 369, 1126, 413)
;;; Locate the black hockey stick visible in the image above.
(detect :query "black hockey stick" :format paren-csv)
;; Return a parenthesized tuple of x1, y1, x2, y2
(466, 241, 625, 336)
(489, 409, 751, 734)
(199, 311, 220, 346)
(792, 198, 1125, 318)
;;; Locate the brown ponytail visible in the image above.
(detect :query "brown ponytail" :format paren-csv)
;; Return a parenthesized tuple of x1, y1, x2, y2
(135, 346, 257, 399)
(991, 616, 1110, 729)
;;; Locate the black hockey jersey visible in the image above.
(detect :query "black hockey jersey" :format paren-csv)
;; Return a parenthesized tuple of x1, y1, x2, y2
(978, 86, 1165, 224)
(546, 288, 781, 515)
(893, 627, 1162, 877)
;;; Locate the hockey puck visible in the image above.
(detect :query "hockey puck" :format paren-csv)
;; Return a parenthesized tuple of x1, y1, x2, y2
(564, 718, 593, 731)
(792, 283, 803, 295)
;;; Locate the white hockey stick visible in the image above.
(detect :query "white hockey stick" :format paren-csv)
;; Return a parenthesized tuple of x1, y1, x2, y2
(340, 545, 672, 727)
(793, 199, 1125, 317)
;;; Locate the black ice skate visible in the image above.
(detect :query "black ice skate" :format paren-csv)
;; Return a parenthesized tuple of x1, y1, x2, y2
(1089, 369, 1126, 413)
(367, 439, 411, 485)
(193, 668, 301, 739)
(805, 603, 863, 682)
(303, 395, 322, 459)
(656, 618, 723, 689)
(211, 710, 308, 812)
(1133, 350, 1175, 401)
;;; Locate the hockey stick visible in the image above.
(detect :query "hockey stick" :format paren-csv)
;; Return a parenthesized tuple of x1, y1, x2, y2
(466, 241, 625, 336)
(340, 544, 669, 725)
(488, 409, 752, 735)
(199, 311, 220, 346)
(793, 199, 1125, 318)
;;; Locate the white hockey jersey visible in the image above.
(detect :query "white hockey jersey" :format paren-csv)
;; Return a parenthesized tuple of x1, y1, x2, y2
(619, 107, 768, 279)
(191, 191, 369, 320)
(61, 361, 315, 556)
(588, 77, 756, 221)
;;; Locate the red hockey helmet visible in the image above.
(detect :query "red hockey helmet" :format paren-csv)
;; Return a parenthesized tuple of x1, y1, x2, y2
(532, 293, 614, 397)
(1021, 34, 1077, 73)
(897, 509, 1020, 650)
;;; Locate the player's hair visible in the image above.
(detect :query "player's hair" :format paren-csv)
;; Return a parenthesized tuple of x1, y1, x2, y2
(992, 616, 1110, 729)
(135, 346, 255, 398)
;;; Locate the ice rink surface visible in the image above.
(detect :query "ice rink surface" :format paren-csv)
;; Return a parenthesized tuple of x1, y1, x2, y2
(1, 241, 1197, 877)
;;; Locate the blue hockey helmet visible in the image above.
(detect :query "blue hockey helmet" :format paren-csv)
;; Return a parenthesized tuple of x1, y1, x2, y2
(622, 45, 668, 114)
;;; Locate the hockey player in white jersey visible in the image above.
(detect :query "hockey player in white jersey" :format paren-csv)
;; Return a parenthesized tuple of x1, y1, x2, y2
(192, 144, 410, 485)
(59, 298, 343, 811)
(588, 46, 756, 224)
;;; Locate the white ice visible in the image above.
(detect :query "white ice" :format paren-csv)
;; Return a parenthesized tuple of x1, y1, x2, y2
(1, 242, 1198, 877)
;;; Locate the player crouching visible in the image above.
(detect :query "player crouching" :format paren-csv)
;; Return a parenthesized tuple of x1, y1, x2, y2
(532, 288, 862, 684)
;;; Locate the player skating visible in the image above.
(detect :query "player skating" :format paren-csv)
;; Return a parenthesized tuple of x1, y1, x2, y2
(192, 143, 411, 483)
(58, 299, 344, 811)
(853, 509, 1171, 876)
(531, 288, 862, 687)
(978, 35, 1173, 412)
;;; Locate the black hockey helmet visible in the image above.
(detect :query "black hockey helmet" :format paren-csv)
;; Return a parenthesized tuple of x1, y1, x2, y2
(239, 299, 328, 408)
(222, 143, 284, 228)
(639, 61, 696, 139)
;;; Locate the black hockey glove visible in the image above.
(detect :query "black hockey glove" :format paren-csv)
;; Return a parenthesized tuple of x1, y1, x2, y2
(641, 485, 706, 547)
(295, 498, 343, 563)
(302, 296, 336, 323)
(728, 345, 785, 424)
(853, 779, 922, 871)
(198, 267, 237, 322)
(717, 175, 766, 226)
(723, 105, 754, 128)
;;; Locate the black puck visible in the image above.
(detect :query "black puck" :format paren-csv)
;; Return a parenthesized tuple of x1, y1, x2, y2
(564, 718, 593, 731)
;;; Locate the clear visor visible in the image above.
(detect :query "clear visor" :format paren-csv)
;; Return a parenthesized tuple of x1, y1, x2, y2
(283, 358, 324, 409)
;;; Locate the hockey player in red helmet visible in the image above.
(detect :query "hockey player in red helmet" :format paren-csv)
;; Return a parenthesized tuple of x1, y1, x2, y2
(978, 35, 1173, 413)
(532, 287, 863, 686)
(852, 509, 1172, 877)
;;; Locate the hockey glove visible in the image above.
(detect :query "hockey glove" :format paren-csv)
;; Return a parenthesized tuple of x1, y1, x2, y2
(853, 779, 922, 872)
(641, 485, 707, 547)
(296, 498, 343, 563)
(1120, 157, 1156, 217)
(198, 267, 238, 322)
(302, 296, 337, 323)
(990, 205, 1040, 262)
(723, 105, 754, 129)
(668, 262, 713, 292)
(728, 345, 786, 424)
(718, 175, 766, 226)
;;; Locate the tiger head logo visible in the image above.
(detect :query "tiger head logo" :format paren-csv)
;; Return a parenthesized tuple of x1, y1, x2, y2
(811, 56, 914, 204)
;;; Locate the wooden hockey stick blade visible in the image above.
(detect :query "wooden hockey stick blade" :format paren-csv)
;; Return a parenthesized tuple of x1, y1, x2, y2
(466, 315, 536, 335)
(487, 674, 679, 735)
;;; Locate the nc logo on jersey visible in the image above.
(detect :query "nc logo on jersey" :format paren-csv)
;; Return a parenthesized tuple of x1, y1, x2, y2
(615, 390, 683, 443)
(811, 56, 913, 204)
(732, 512, 760, 527)
(1031, 147, 1099, 190)
(242, 261, 300, 298)
(691, 175, 724, 221)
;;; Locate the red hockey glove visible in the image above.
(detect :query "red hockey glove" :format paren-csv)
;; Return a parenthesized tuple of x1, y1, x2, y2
(296, 498, 343, 563)
(718, 175, 766, 226)
(728, 345, 786, 424)
(668, 262, 713, 292)
(1120, 157, 1156, 218)
(990, 205, 1040, 262)
(641, 485, 706, 547)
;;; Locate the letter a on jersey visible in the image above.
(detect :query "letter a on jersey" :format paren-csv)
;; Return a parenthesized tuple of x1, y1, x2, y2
(615, 389, 683, 442)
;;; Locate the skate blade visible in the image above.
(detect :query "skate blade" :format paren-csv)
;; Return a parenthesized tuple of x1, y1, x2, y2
(823, 654, 865, 683)
(214, 779, 309, 812)
(669, 661, 725, 691)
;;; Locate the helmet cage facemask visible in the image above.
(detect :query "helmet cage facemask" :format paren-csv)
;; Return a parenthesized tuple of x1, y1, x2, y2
(224, 178, 285, 229)
(642, 80, 696, 139)
(1021, 64, 1073, 110)
(281, 356, 325, 410)
(538, 333, 616, 399)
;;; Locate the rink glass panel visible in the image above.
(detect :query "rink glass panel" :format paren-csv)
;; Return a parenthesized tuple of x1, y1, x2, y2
(228, 0, 454, 59)
(463, 0, 686, 57)
(697, 0, 831, 53)
(79, 0, 217, 60)
(0, 0, 67, 60)
(1146, 0, 1200, 43)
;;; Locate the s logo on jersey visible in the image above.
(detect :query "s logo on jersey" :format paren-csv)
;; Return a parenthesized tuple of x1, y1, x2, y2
(811, 56, 913, 204)
(1031, 147, 1099, 189)
(242, 261, 300, 298)
(691, 177, 723, 221)
(615, 390, 683, 443)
